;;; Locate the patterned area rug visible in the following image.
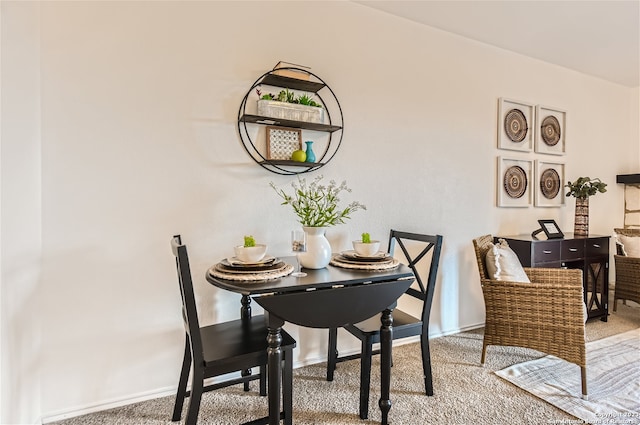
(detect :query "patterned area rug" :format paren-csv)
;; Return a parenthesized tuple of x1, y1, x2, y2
(496, 328, 640, 424)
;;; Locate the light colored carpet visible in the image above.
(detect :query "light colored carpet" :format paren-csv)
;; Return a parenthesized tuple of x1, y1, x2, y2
(50, 300, 640, 425)
(496, 328, 640, 424)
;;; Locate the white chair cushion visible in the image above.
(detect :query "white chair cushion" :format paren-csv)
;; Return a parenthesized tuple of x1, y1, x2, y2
(485, 239, 530, 283)
(615, 232, 640, 258)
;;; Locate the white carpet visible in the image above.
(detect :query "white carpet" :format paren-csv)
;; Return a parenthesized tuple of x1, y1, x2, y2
(496, 328, 640, 424)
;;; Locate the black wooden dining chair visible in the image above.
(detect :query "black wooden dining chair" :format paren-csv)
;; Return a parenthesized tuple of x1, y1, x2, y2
(171, 235, 296, 425)
(326, 230, 443, 419)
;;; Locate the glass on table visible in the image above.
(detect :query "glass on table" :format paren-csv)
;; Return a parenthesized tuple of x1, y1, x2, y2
(291, 229, 307, 277)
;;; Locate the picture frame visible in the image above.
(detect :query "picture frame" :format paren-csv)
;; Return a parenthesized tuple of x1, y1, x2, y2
(497, 98, 534, 152)
(535, 105, 566, 155)
(266, 126, 302, 160)
(534, 160, 565, 207)
(497, 156, 532, 207)
(532, 219, 564, 239)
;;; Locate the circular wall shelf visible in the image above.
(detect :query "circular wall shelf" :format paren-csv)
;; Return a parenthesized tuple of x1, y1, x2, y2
(237, 68, 343, 175)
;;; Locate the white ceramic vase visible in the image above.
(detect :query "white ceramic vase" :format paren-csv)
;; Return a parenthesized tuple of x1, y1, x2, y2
(299, 226, 331, 269)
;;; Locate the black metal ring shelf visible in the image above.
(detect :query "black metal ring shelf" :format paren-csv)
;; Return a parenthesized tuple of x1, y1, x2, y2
(237, 68, 343, 175)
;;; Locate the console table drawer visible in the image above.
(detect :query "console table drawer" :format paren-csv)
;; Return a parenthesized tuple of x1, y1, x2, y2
(562, 239, 584, 260)
(533, 242, 560, 262)
(586, 238, 609, 256)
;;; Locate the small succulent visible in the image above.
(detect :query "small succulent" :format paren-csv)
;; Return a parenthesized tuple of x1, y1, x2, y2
(243, 235, 256, 247)
(297, 93, 322, 107)
(362, 233, 371, 243)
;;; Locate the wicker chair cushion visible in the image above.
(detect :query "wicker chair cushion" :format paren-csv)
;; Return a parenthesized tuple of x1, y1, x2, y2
(485, 239, 530, 283)
(615, 231, 640, 257)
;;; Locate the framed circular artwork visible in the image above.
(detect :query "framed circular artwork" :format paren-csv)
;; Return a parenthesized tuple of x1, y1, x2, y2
(503, 165, 528, 198)
(535, 105, 566, 155)
(534, 160, 565, 207)
(504, 109, 528, 143)
(498, 98, 534, 152)
(540, 116, 561, 146)
(497, 157, 532, 207)
(539, 168, 561, 199)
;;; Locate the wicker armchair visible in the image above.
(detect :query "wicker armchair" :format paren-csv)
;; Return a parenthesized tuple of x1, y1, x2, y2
(473, 235, 587, 397)
(613, 228, 640, 312)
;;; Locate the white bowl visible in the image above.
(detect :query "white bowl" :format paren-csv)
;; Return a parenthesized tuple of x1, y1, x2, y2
(234, 244, 267, 263)
(352, 240, 381, 257)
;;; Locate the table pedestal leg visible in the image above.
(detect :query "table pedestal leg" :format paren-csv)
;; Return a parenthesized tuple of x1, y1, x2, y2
(266, 313, 284, 425)
(379, 308, 393, 425)
(241, 294, 252, 320)
(241, 295, 252, 391)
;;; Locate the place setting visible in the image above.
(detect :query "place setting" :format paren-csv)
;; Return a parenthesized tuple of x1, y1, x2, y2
(330, 234, 400, 271)
(208, 236, 293, 282)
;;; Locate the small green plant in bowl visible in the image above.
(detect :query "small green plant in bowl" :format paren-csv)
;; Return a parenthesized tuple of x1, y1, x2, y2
(235, 235, 267, 263)
(244, 235, 256, 247)
(353, 232, 381, 257)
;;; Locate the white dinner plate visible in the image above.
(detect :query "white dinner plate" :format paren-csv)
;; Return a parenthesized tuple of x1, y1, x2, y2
(340, 250, 389, 261)
(226, 255, 276, 267)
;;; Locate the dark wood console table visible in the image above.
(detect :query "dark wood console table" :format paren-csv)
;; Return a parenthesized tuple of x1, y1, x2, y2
(497, 234, 610, 321)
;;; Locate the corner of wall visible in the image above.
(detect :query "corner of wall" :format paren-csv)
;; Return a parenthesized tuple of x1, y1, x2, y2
(1, 1, 44, 423)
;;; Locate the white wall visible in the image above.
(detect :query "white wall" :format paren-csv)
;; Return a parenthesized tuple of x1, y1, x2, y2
(1, 1, 637, 423)
(1, 2, 42, 423)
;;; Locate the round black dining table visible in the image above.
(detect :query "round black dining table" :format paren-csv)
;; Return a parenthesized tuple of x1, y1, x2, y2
(206, 256, 415, 425)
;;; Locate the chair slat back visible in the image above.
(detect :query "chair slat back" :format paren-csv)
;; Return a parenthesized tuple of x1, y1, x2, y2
(171, 235, 204, 361)
(472, 235, 493, 280)
(388, 230, 443, 325)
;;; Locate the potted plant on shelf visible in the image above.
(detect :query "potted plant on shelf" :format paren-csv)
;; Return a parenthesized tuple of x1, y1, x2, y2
(234, 235, 267, 263)
(270, 175, 366, 269)
(256, 88, 324, 124)
(353, 233, 381, 257)
(565, 177, 607, 236)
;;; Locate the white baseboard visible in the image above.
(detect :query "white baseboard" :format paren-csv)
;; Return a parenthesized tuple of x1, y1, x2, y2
(40, 324, 485, 423)
(41, 386, 176, 424)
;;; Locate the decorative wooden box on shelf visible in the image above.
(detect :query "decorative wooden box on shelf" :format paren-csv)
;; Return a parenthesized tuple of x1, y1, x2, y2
(497, 233, 610, 322)
(237, 68, 343, 175)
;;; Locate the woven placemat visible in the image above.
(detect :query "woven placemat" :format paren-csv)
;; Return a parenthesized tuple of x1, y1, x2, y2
(208, 263, 294, 282)
(330, 256, 400, 271)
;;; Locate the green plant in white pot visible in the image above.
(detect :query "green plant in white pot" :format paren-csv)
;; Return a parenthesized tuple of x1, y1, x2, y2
(353, 232, 381, 257)
(234, 235, 267, 263)
(257, 88, 323, 108)
(256, 88, 324, 124)
(270, 175, 366, 269)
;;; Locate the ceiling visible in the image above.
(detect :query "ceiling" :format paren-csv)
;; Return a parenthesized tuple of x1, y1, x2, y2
(356, 1, 640, 88)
